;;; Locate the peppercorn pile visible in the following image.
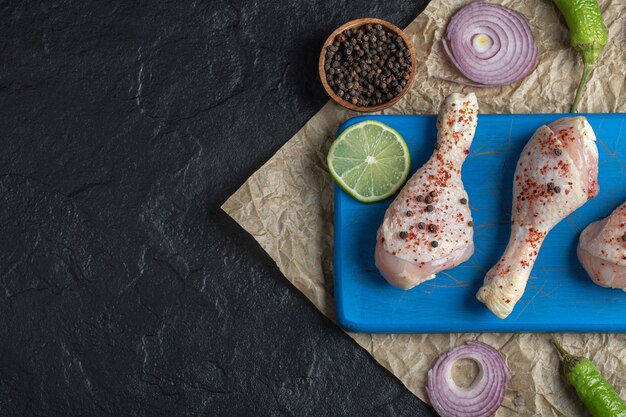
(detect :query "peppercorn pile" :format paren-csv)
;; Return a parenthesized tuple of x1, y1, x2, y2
(323, 23, 413, 107)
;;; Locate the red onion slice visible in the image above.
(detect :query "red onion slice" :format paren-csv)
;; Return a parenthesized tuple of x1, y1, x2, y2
(427, 341, 510, 417)
(442, 1, 537, 86)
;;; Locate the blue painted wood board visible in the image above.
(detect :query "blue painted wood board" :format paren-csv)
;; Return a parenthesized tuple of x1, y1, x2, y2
(334, 114, 626, 333)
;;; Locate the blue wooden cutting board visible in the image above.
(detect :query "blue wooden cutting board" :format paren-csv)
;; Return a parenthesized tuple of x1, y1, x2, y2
(334, 114, 626, 333)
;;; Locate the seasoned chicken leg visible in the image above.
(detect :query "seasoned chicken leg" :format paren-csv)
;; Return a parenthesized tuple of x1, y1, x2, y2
(477, 117, 599, 318)
(375, 92, 477, 289)
(578, 202, 626, 289)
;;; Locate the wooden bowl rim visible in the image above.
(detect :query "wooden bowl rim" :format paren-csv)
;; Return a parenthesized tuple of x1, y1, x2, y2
(318, 18, 417, 113)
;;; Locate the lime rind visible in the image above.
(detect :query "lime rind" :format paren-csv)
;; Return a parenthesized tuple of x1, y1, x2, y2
(327, 120, 411, 203)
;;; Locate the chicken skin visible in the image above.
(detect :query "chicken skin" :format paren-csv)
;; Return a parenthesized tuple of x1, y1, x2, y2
(477, 116, 599, 318)
(578, 202, 626, 289)
(375, 92, 477, 289)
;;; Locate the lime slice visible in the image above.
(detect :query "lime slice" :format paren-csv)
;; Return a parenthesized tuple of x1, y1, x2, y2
(327, 120, 411, 203)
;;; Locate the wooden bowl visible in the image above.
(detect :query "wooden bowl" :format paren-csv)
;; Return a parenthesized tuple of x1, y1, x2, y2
(319, 18, 416, 112)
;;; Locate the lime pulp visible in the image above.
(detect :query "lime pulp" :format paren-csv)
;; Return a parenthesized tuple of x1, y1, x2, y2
(327, 120, 410, 203)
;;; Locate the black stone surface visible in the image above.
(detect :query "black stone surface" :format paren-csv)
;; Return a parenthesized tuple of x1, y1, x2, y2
(0, 0, 437, 415)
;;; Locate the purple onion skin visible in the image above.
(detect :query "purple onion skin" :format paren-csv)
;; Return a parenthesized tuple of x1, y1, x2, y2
(427, 340, 510, 417)
(442, 1, 537, 87)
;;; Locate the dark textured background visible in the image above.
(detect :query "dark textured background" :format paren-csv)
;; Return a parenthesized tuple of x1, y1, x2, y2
(0, 0, 437, 415)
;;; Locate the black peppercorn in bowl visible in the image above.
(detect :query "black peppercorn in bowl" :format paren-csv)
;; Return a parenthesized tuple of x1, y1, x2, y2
(319, 18, 416, 112)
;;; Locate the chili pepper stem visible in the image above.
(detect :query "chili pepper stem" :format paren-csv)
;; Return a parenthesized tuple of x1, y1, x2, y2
(551, 339, 583, 375)
(551, 339, 569, 358)
(571, 63, 593, 113)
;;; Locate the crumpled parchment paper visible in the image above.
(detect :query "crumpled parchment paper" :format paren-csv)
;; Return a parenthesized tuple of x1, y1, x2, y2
(222, 0, 626, 415)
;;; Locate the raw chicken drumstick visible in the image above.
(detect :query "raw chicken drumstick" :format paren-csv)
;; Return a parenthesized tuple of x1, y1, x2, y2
(375, 92, 477, 289)
(578, 202, 626, 289)
(477, 117, 599, 318)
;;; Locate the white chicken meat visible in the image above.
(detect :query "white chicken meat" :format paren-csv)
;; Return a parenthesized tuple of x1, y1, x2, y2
(375, 92, 477, 289)
(578, 202, 626, 289)
(476, 116, 599, 318)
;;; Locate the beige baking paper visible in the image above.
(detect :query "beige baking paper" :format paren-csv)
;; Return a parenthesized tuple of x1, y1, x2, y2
(222, 0, 626, 415)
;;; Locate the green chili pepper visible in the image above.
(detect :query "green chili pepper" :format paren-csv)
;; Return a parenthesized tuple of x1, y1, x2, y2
(551, 340, 626, 417)
(552, 0, 608, 113)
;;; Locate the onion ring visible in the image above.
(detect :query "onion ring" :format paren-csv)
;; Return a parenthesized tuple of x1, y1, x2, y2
(442, 1, 537, 86)
(427, 341, 510, 417)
